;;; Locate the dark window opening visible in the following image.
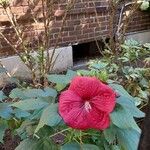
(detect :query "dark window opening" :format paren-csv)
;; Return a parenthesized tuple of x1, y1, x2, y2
(72, 41, 105, 68)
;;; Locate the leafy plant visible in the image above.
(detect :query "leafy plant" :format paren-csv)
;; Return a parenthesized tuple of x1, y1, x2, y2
(0, 65, 145, 150)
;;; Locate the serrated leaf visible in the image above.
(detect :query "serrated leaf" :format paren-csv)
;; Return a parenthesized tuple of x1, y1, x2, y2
(0, 91, 7, 101)
(0, 103, 13, 119)
(11, 99, 48, 111)
(110, 104, 141, 132)
(35, 103, 62, 133)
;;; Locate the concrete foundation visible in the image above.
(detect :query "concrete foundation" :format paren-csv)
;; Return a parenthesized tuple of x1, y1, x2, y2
(0, 46, 73, 86)
(126, 30, 150, 43)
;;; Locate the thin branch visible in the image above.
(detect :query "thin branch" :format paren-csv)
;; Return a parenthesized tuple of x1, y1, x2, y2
(48, 0, 76, 72)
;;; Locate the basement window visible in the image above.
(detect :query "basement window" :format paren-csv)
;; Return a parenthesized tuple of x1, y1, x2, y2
(72, 41, 104, 68)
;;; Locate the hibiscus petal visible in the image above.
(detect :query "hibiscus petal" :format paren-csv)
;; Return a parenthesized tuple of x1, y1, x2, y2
(91, 90, 116, 113)
(87, 108, 110, 130)
(63, 108, 89, 130)
(59, 90, 82, 117)
(69, 76, 103, 99)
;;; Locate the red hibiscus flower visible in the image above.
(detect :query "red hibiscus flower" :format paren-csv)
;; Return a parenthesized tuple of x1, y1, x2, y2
(58, 76, 116, 130)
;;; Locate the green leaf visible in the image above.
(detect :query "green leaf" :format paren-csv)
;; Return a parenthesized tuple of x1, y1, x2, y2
(9, 88, 27, 100)
(116, 127, 140, 150)
(103, 124, 116, 144)
(32, 138, 58, 150)
(98, 70, 109, 82)
(35, 103, 62, 133)
(55, 84, 67, 92)
(111, 145, 121, 150)
(36, 126, 54, 138)
(47, 70, 76, 85)
(0, 120, 8, 143)
(66, 69, 77, 79)
(0, 103, 13, 119)
(11, 99, 48, 111)
(61, 143, 99, 150)
(110, 104, 141, 132)
(16, 120, 35, 140)
(10, 88, 57, 100)
(23, 88, 57, 98)
(23, 89, 44, 98)
(109, 83, 143, 108)
(13, 108, 31, 119)
(15, 138, 37, 150)
(117, 96, 145, 118)
(47, 74, 70, 85)
(77, 70, 90, 76)
(109, 84, 134, 100)
(82, 144, 100, 150)
(42, 87, 57, 98)
(91, 62, 108, 70)
(29, 108, 43, 120)
(0, 91, 7, 101)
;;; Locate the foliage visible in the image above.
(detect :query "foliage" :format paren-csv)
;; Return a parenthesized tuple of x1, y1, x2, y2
(87, 39, 150, 107)
(0, 65, 145, 150)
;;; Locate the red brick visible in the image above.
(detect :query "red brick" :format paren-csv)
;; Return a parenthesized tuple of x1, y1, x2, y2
(0, 0, 150, 57)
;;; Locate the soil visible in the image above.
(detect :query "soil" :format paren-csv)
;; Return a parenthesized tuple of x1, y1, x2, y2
(0, 130, 20, 150)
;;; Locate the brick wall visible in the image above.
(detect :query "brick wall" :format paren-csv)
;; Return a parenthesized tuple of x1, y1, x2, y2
(0, 0, 150, 57)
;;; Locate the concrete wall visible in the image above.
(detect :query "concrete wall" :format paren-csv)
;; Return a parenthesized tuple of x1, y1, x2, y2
(0, 46, 73, 86)
(126, 30, 150, 43)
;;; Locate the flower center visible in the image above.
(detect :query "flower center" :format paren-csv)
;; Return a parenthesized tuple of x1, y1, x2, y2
(84, 101, 92, 112)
